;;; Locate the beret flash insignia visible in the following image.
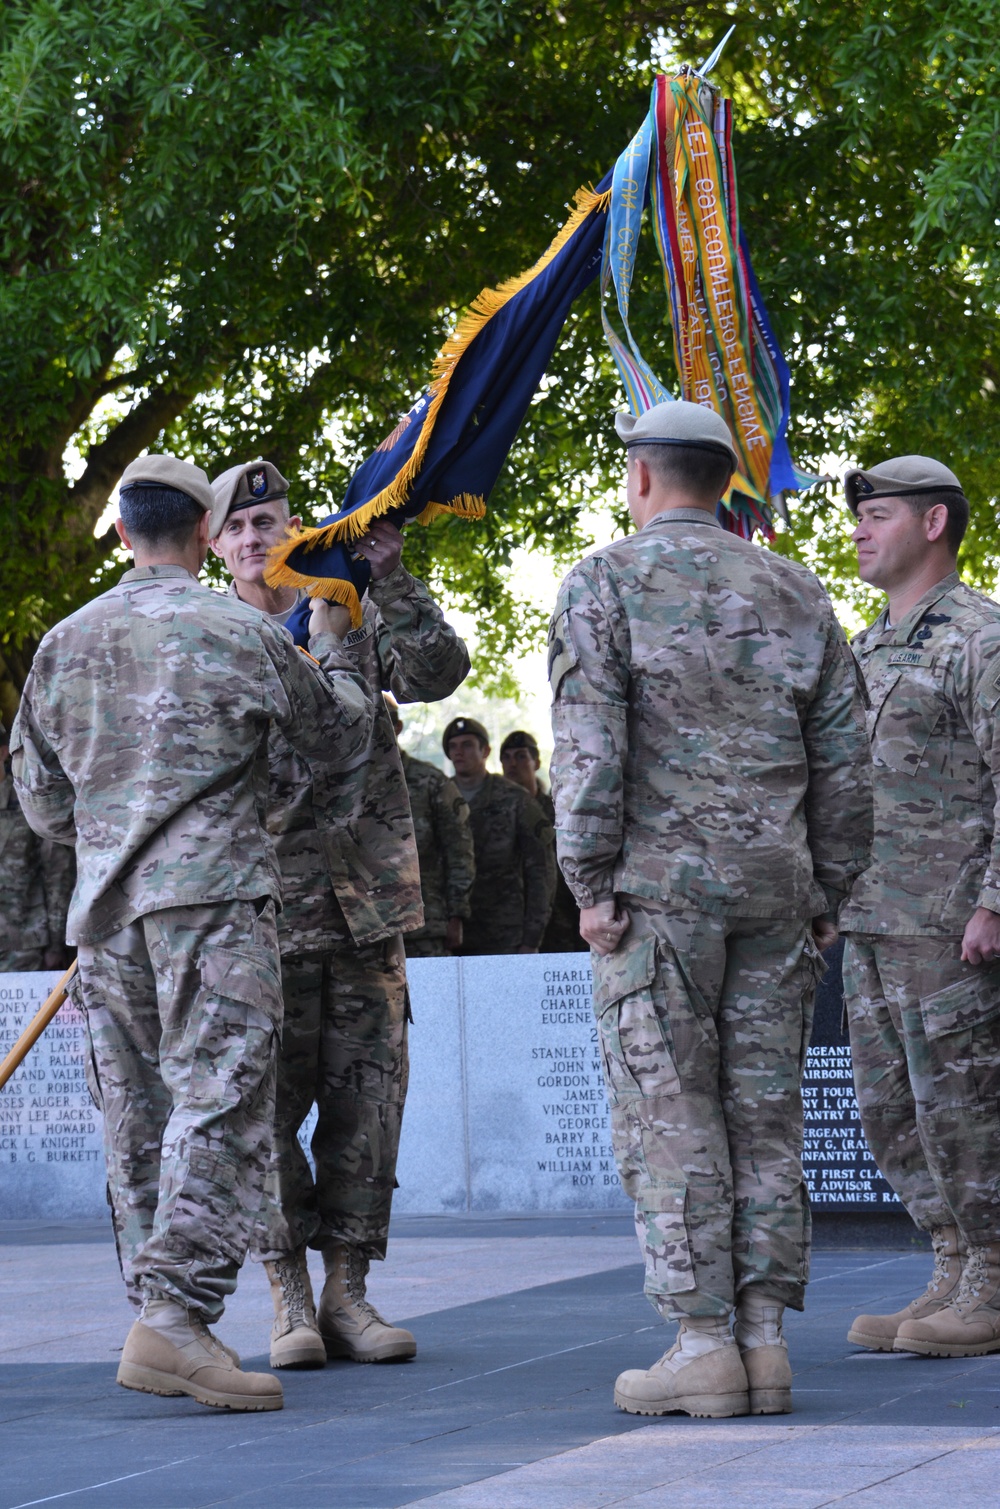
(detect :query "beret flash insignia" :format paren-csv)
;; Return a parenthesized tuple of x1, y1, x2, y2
(249, 468, 268, 497)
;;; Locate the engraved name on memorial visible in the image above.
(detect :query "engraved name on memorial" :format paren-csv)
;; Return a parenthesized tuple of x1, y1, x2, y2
(0, 973, 105, 1218)
(2, 949, 896, 1217)
(532, 962, 618, 1197)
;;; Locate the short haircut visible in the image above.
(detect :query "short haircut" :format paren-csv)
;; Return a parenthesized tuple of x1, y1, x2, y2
(628, 442, 733, 505)
(119, 484, 204, 548)
(904, 489, 969, 555)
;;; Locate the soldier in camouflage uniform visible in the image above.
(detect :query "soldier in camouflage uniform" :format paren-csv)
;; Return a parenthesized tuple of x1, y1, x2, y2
(211, 461, 469, 1369)
(839, 456, 1000, 1359)
(500, 729, 585, 952)
(549, 402, 872, 1419)
(389, 704, 475, 957)
(12, 455, 372, 1413)
(0, 720, 75, 971)
(443, 717, 555, 954)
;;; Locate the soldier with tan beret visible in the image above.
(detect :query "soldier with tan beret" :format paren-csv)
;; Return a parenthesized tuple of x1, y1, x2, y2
(12, 454, 373, 1412)
(841, 456, 1000, 1359)
(549, 401, 872, 1418)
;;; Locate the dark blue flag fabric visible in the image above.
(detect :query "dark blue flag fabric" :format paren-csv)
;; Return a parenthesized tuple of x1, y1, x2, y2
(267, 178, 612, 639)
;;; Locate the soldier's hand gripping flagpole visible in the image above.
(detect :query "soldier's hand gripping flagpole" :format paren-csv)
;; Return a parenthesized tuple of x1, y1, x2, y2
(0, 959, 77, 1091)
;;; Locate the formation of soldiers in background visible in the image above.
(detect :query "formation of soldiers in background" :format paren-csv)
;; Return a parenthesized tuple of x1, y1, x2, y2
(0, 710, 577, 971)
(6, 397, 1000, 1424)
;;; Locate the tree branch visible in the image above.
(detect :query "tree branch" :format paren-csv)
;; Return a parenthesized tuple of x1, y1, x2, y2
(66, 384, 199, 535)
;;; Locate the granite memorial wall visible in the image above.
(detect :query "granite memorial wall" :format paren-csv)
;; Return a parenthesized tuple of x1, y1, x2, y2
(0, 944, 896, 1220)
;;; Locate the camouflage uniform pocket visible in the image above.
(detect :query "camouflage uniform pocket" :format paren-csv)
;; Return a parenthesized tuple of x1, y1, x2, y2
(871, 667, 944, 776)
(637, 1179, 696, 1293)
(592, 935, 680, 1101)
(919, 969, 1000, 1040)
(177, 946, 281, 1111)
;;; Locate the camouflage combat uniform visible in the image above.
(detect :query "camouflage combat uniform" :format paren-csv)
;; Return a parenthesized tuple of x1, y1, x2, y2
(535, 784, 585, 953)
(399, 750, 475, 957)
(840, 573, 1000, 1243)
(11, 564, 372, 1321)
(460, 775, 555, 954)
(251, 564, 469, 1262)
(0, 767, 75, 969)
(549, 508, 872, 1319)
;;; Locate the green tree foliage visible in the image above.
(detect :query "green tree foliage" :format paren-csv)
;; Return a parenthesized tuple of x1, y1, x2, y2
(2, 1, 998, 716)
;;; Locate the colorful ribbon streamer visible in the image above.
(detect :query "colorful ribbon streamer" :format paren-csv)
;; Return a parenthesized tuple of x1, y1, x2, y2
(602, 65, 816, 538)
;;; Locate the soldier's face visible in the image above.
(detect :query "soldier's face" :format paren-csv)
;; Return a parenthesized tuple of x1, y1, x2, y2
(852, 496, 939, 590)
(447, 735, 489, 778)
(211, 502, 300, 586)
(501, 745, 540, 792)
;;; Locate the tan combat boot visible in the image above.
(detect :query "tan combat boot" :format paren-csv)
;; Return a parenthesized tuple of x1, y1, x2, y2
(734, 1291, 792, 1414)
(265, 1247, 326, 1369)
(117, 1299, 283, 1411)
(317, 1242, 416, 1363)
(895, 1244, 1000, 1356)
(847, 1225, 963, 1351)
(614, 1322, 749, 1418)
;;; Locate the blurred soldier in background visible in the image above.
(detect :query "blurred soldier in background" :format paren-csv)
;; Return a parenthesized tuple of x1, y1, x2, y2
(550, 402, 872, 1419)
(500, 729, 584, 952)
(211, 461, 469, 1371)
(443, 717, 554, 954)
(0, 719, 74, 971)
(389, 701, 475, 957)
(13, 455, 373, 1414)
(840, 457, 1000, 1359)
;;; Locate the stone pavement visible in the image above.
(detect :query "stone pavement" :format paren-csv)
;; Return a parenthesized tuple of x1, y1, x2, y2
(3, 1215, 1000, 1508)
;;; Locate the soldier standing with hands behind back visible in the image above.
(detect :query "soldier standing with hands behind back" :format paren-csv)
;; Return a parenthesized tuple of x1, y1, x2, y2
(839, 457, 1000, 1359)
(549, 402, 872, 1419)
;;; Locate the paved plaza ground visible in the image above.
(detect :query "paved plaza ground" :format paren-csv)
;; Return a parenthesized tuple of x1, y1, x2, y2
(3, 1213, 1000, 1508)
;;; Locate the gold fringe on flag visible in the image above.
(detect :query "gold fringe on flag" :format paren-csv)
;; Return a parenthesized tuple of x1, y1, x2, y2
(265, 183, 611, 587)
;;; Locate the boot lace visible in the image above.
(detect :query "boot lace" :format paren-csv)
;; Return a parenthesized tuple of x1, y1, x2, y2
(952, 1246, 988, 1314)
(927, 1228, 955, 1296)
(345, 1248, 390, 1328)
(275, 1254, 310, 1329)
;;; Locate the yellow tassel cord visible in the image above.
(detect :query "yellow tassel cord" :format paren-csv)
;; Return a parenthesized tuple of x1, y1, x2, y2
(264, 544, 364, 629)
(265, 183, 612, 583)
(413, 493, 487, 527)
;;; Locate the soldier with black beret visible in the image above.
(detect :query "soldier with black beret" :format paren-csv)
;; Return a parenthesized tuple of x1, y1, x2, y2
(443, 718, 555, 954)
(500, 730, 584, 952)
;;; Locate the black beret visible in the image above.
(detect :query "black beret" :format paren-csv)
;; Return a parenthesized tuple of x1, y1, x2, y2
(499, 729, 539, 758)
(442, 717, 490, 752)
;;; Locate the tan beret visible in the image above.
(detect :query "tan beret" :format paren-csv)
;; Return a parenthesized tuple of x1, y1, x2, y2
(119, 454, 226, 535)
(210, 460, 290, 531)
(615, 400, 739, 473)
(843, 455, 966, 517)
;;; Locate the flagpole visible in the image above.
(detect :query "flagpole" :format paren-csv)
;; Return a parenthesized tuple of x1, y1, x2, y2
(0, 960, 78, 1092)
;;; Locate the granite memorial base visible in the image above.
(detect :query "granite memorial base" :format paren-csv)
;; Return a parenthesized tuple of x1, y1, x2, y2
(0, 942, 895, 1222)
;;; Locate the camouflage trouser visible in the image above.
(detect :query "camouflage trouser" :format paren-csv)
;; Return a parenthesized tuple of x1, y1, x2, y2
(253, 935, 409, 1262)
(404, 931, 450, 958)
(0, 948, 45, 970)
(843, 934, 1000, 1242)
(593, 898, 820, 1320)
(75, 898, 281, 1322)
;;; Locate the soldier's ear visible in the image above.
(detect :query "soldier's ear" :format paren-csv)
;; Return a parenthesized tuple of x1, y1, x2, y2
(924, 503, 949, 545)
